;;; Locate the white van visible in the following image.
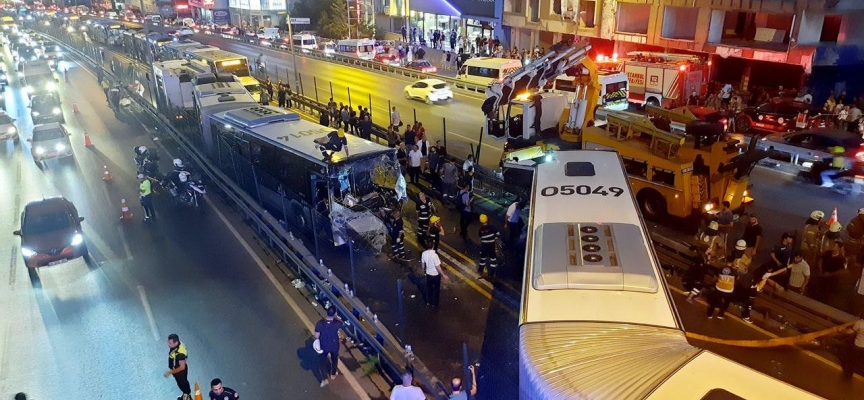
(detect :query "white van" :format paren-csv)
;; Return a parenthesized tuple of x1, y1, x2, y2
(548, 71, 629, 111)
(292, 33, 317, 51)
(457, 57, 522, 86)
(144, 15, 162, 25)
(336, 38, 376, 60)
(257, 27, 280, 40)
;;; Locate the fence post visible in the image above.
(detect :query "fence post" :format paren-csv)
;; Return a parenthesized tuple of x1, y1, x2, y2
(349, 238, 357, 294)
(329, 81, 334, 99)
(298, 74, 305, 97)
(443, 117, 448, 151)
(313, 76, 320, 103)
(397, 278, 405, 342)
(475, 127, 484, 163)
(368, 93, 372, 115)
(347, 87, 352, 108)
(413, 108, 417, 124)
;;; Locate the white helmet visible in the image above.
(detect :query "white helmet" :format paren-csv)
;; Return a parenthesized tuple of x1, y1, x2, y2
(178, 171, 190, 183)
(137, 145, 147, 153)
(173, 158, 184, 168)
(313, 339, 323, 354)
(810, 210, 825, 220)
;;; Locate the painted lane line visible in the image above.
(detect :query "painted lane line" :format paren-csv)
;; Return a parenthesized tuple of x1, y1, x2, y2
(205, 195, 371, 399)
(118, 225, 133, 261)
(83, 221, 119, 261)
(137, 285, 160, 342)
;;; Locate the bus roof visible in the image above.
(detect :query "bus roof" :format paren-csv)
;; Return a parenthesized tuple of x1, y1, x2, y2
(182, 45, 219, 55)
(462, 57, 522, 68)
(188, 49, 247, 62)
(194, 82, 257, 112)
(522, 150, 678, 329)
(210, 105, 393, 165)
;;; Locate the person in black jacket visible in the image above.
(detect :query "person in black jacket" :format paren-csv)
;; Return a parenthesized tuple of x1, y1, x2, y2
(209, 378, 239, 400)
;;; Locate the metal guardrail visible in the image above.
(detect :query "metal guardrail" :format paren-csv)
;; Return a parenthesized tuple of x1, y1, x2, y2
(42, 28, 449, 399)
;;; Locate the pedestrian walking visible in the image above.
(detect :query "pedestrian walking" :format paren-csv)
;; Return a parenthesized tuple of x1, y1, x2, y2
(164, 333, 192, 400)
(138, 174, 155, 221)
(441, 158, 459, 202)
(390, 370, 425, 400)
(421, 242, 450, 308)
(414, 191, 434, 246)
(407, 145, 422, 184)
(315, 305, 343, 387)
(458, 184, 473, 240)
(801, 210, 825, 268)
(740, 214, 763, 257)
(391, 106, 402, 130)
(285, 85, 293, 108)
(208, 378, 240, 400)
(477, 214, 501, 279)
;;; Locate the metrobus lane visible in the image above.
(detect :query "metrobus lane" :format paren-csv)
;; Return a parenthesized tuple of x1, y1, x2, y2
(188, 34, 503, 168)
(0, 57, 367, 399)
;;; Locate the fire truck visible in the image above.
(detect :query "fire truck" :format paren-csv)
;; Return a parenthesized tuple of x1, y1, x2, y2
(597, 52, 709, 108)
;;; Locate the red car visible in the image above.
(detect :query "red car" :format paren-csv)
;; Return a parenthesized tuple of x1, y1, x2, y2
(13, 197, 89, 278)
(404, 60, 437, 73)
(373, 53, 401, 66)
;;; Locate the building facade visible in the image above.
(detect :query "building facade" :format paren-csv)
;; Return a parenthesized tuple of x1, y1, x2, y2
(228, 0, 287, 30)
(503, 0, 864, 101)
(376, 0, 505, 45)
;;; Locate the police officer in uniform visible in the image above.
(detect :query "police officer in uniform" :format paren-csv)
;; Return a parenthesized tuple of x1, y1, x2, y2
(164, 333, 192, 400)
(415, 191, 434, 247)
(387, 210, 408, 262)
(477, 214, 500, 279)
(801, 210, 825, 267)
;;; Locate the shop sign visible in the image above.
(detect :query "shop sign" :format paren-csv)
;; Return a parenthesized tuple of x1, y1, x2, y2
(213, 8, 230, 25)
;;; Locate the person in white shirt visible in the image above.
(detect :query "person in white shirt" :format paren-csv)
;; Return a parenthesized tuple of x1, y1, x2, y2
(407, 146, 423, 184)
(462, 153, 475, 172)
(390, 370, 425, 400)
(390, 106, 402, 130)
(421, 243, 450, 307)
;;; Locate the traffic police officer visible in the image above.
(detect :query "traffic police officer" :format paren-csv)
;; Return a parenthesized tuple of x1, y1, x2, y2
(477, 214, 500, 278)
(164, 333, 192, 400)
(415, 191, 434, 247)
(138, 174, 154, 221)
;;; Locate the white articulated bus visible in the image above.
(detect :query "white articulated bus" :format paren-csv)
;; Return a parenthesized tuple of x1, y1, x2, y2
(519, 150, 820, 399)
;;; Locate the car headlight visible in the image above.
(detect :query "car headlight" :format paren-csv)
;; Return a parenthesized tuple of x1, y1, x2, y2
(46, 82, 56, 91)
(52, 107, 60, 114)
(24, 85, 33, 93)
(21, 247, 36, 257)
(71, 233, 82, 246)
(31, 111, 39, 116)
(35, 146, 44, 154)
(54, 143, 65, 152)
(1, 74, 6, 80)
(6, 126, 15, 133)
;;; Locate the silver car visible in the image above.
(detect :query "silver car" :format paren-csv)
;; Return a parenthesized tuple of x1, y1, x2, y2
(29, 122, 72, 163)
(0, 111, 18, 144)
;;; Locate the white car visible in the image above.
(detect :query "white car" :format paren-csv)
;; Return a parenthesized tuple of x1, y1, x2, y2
(404, 79, 453, 105)
(0, 111, 19, 144)
(175, 28, 194, 37)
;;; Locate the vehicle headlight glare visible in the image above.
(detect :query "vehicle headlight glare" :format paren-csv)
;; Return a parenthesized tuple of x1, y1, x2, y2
(31, 111, 39, 116)
(21, 247, 36, 257)
(7, 126, 15, 133)
(55, 143, 65, 152)
(35, 146, 44, 154)
(71, 233, 83, 246)
(46, 82, 56, 91)
(52, 107, 60, 114)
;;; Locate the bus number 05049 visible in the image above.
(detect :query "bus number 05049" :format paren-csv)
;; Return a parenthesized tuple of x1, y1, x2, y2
(540, 185, 624, 197)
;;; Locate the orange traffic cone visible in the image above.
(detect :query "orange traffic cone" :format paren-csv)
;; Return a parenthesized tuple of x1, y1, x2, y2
(102, 165, 113, 181)
(826, 206, 838, 227)
(194, 382, 203, 400)
(119, 198, 133, 220)
(84, 131, 93, 147)
(73, 102, 80, 113)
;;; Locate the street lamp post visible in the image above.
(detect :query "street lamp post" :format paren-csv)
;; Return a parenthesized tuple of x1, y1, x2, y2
(138, 0, 157, 106)
(286, 13, 299, 88)
(345, 0, 351, 39)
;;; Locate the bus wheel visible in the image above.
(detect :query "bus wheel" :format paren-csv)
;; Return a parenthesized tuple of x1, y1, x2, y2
(637, 190, 667, 221)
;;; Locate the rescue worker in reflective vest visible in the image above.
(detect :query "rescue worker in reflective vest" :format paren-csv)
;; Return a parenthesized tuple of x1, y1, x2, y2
(415, 191, 434, 247)
(697, 221, 725, 265)
(427, 215, 444, 252)
(801, 210, 825, 267)
(387, 210, 407, 262)
(707, 262, 737, 320)
(477, 214, 500, 278)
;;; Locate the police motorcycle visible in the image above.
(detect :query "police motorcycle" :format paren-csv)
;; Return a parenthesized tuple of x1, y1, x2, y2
(163, 158, 206, 207)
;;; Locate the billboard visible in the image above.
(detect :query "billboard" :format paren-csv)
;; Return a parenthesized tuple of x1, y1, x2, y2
(449, 0, 496, 19)
(213, 8, 229, 25)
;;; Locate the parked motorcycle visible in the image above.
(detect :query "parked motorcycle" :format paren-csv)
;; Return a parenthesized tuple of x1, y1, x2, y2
(164, 175, 206, 207)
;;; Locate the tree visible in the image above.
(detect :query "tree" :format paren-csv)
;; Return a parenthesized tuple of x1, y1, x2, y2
(290, 0, 329, 31)
(316, 0, 374, 40)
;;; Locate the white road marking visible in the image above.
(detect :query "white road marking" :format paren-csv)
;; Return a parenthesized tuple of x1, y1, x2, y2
(137, 285, 160, 341)
(206, 195, 371, 399)
(82, 221, 119, 261)
(117, 225, 133, 260)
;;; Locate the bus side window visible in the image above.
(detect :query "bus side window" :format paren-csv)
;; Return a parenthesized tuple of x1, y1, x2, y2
(622, 156, 648, 178)
(651, 167, 675, 186)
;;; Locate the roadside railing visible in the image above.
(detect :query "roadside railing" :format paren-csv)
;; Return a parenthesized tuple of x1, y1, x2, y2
(40, 26, 450, 399)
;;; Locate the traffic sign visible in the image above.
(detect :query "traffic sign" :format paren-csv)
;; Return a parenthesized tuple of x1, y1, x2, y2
(290, 18, 310, 24)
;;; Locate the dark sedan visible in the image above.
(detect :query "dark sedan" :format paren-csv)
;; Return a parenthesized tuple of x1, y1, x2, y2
(13, 197, 89, 275)
(404, 60, 437, 74)
(736, 99, 814, 134)
(756, 128, 864, 168)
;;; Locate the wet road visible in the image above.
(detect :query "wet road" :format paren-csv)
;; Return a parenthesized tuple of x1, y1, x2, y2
(0, 49, 368, 398)
(44, 21, 864, 399)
